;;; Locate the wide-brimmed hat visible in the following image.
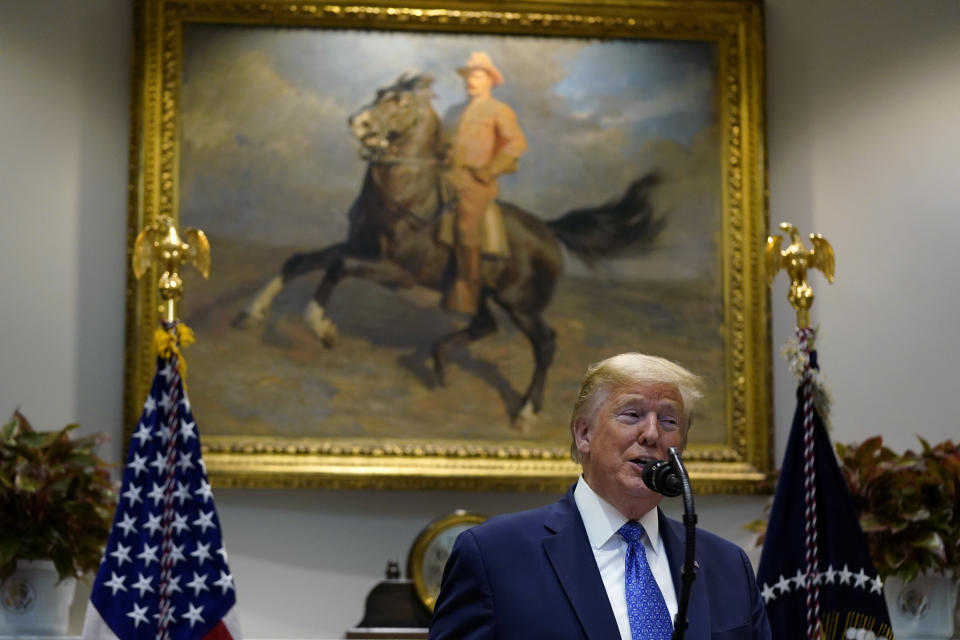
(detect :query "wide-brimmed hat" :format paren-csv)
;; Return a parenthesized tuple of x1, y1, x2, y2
(457, 51, 504, 86)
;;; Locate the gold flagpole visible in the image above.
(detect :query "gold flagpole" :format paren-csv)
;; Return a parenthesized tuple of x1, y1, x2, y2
(765, 222, 835, 330)
(132, 215, 210, 326)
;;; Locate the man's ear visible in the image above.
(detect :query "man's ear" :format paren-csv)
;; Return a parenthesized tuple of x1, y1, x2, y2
(573, 416, 591, 457)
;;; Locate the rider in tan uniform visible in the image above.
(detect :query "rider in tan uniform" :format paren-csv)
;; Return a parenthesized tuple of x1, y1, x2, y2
(441, 51, 528, 314)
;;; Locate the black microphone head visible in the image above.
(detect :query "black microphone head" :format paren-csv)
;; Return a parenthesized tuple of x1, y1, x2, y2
(641, 458, 682, 497)
(641, 459, 664, 489)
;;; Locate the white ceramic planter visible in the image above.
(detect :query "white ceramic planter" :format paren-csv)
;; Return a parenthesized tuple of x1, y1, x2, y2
(0, 559, 77, 635)
(884, 571, 959, 640)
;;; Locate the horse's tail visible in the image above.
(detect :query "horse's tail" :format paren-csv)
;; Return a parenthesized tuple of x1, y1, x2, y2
(546, 172, 665, 265)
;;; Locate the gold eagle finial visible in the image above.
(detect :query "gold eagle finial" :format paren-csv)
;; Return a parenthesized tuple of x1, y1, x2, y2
(766, 222, 834, 328)
(133, 215, 210, 323)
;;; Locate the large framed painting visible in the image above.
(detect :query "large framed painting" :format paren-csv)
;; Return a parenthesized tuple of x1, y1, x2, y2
(124, 0, 772, 492)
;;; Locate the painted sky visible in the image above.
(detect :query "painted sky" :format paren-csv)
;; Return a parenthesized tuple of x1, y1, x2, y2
(179, 24, 721, 280)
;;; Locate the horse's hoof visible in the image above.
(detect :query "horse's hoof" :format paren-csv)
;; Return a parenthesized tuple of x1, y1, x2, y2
(320, 323, 337, 348)
(306, 318, 337, 346)
(511, 402, 537, 433)
(231, 309, 259, 329)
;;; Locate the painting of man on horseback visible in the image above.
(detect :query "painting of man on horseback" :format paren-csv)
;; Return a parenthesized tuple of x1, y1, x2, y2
(176, 26, 727, 444)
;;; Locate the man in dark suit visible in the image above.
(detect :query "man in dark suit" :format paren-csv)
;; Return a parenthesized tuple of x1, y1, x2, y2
(430, 353, 772, 639)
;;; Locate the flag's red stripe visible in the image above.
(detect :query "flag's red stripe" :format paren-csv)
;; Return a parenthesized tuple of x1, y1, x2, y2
(201, 619, 234, 640)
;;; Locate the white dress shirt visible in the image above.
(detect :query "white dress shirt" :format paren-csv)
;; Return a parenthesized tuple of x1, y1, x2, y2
(573, 475, 678, 640)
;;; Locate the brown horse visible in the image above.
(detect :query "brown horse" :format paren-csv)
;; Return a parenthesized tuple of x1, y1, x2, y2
(233, 72, 664, 428)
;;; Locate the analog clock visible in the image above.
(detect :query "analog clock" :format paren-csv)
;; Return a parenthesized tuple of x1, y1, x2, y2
(407, 510, 487, 612)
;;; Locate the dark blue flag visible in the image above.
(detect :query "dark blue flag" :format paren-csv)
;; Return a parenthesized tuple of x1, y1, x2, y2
(757, 343, 893, 639)
(82, 330, 241, 640)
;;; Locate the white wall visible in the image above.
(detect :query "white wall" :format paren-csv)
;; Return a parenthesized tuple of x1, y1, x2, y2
(1, 0, 958, 636)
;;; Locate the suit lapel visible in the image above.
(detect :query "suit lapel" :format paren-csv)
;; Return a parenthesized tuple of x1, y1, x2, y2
(659, 510, 710, 639)
(542, 490, 622, 640)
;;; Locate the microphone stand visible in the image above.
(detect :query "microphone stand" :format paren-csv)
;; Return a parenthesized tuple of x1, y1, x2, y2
(666, 446, 696, 640)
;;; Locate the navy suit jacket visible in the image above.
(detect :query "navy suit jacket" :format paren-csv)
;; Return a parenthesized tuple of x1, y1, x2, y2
(430, 488, 771, 639)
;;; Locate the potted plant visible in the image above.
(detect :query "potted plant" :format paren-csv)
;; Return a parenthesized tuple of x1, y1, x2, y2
(836, 436, 960, 639)
(0, 411, 116, 635)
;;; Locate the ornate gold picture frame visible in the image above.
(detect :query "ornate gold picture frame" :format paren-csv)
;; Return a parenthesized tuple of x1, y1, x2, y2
(125, 0, 771, 492)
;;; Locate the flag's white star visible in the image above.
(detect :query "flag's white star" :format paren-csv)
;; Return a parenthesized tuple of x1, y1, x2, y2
(132, 423, 152, 446)
(180, 395, 191, 413)
(158, 391, 173, 412)
(822, 565, 837, 584)
(775, 573, 792, 594)
(186, 571, 209, 596)
(127, 602, 149, 628)
(122, 483, 142, 507)
(191, 541, 213, 565)
(116, 512, 138, 537)
(193, 510, 215, 534)
(150, 451, 167, 474)
(132, 572, 154, 597)
(162, 574, 183, 596)
(838, 564, 854, 585)
(147, 482, 166, 506)
(214, 569, 235, 594)
(177, 451, 195, 472)
(137, 543, 159, 567)
(173, 481, 191, 506)
(871, 575, 884, 594)
(195, 479, 214, 503)
(183, 602, 205, 628)
(171, 512, 190, 535)
(103, 571, 127, 595)
(180, 418, 197, 442)
(170, 542, 186, 566)
(110, 542, 132, 567)
(159, 362, 175, 381)
(199, 458, 207, 473)
(761, 582, 777, 604)
(157, 423, 173, 445)
(143, 395, 157, 415)
(791, 568, 807, 589)
(143, 512, 163, 536)
(127, 452, 148, 478)
(854, 568, 869, 589)
(217, 545, 229, 563)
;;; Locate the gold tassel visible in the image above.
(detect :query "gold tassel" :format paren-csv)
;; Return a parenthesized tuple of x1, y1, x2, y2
(152, 323, 195, 387)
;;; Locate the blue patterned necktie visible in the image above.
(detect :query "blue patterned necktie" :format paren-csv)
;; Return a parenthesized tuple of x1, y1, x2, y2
(618, 521, 673, 640)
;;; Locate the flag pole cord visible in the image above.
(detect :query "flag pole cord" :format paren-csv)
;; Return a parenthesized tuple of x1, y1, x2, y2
(156, 320, 183, 640)
(798, 326, 822, 640)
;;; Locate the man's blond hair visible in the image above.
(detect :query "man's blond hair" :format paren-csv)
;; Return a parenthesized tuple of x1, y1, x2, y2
(569, 353, 703, 463)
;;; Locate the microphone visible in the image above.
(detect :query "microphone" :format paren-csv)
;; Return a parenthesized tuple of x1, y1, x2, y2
(642, 458, 683, 497)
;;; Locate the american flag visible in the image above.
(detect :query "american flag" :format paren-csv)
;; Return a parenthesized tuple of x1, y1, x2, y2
(757, 335, 892, 639)
(83, 350, 241, 640)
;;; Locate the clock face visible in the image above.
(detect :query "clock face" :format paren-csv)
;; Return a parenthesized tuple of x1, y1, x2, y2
(408, 511, 487, 611)
(421, 523, 476, 598)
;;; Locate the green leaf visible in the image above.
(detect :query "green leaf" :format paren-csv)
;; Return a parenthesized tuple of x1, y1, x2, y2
(0, 536, 22, 566)
(916, 532, 947, 559)
(1, 419, 15, 442)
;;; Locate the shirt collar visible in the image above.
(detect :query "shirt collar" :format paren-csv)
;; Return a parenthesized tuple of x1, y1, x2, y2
(574, 475, 661, 553)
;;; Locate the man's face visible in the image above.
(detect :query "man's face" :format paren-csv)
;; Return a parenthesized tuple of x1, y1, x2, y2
(464, 69, 493, 98)
(575, 381, 686, 519)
